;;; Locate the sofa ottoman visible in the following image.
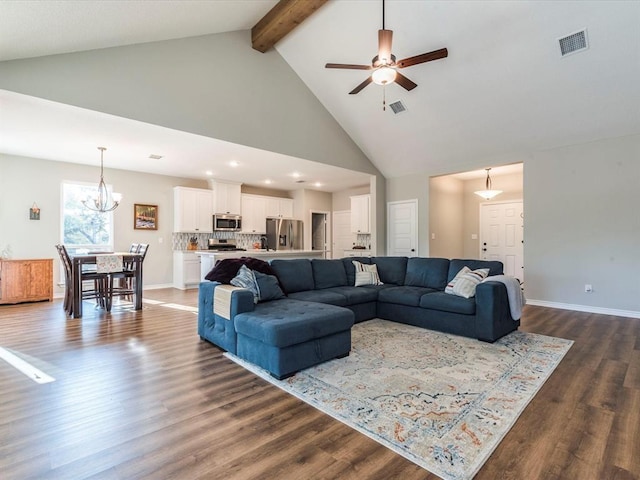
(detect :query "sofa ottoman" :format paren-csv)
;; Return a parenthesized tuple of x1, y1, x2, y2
(234, 298, 354, 380)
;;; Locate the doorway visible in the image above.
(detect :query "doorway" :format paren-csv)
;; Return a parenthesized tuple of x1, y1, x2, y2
(387, 200, 418, 257)
(311, 211, 329, 258)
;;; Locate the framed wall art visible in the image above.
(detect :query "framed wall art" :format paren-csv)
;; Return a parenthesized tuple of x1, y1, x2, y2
(134, 204, 158, 230)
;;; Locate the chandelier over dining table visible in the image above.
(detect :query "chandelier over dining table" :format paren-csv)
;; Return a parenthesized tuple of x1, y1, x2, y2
(82, 147, 122, 213)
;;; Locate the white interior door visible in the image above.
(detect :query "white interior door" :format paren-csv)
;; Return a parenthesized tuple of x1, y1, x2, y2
(480, 201, 524, 281)
(332, 210, 355, 259)
(387, 200, 418, 257)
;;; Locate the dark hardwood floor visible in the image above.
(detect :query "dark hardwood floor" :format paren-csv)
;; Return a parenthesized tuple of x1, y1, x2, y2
(1, 290, 638, 479)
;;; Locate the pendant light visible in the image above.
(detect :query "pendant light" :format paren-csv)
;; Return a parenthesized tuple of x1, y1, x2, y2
(474, 168, 502, 200)
(82, 147, 122, 212)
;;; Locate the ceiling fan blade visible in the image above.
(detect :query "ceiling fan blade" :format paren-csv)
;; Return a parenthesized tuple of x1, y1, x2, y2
(349, 76, 373, 95)
(394, 72, 417, 91)
(396, 48, 448, 69)
(326, 63, 372, 70)
(378, 29, 393, 63)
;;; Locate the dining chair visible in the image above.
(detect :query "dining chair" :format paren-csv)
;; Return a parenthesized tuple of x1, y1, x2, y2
(55, 244, 108, 315)
(106, 244, 149, 310)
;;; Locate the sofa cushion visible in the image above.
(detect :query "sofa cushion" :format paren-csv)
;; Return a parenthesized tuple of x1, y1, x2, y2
(270, 259, 314, 294)
(234, 299, 353, 348)
(342, 256, 372, 285)
(371, 257, 408, 285)
(378, 285, 438, 307)
(404, 257, 450, 290)
(287, 289, 348, 306)
(324, 286, 379, 305)
(448, 259, 503, 282)
(420, 291, 476, 315)
(311, 259, 348, 289)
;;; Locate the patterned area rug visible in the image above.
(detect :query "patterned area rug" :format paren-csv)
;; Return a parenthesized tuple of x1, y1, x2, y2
(225, 319, 573, 480)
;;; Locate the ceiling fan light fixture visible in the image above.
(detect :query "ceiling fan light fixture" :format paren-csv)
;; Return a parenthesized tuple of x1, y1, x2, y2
(474, 168, 503, 200)
(372, 66, 397, 85)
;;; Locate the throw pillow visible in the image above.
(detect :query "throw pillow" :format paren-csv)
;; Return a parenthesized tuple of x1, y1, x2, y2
(445, 266, 471, 294)
(450, 267, 490, 298)
(352, 260, 383, 287)
(254, 271, 286, 302)
(230, 265, 260, 303)
(204, 257, 280, 285)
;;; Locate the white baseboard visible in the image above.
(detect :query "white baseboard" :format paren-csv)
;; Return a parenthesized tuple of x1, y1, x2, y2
(526, 299, 640, 319)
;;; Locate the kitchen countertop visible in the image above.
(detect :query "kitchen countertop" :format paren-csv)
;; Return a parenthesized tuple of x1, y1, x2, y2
(195, 249, 326, 258)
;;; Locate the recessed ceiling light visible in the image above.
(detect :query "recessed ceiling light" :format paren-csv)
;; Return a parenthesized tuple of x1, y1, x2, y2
(229, 160, 239, 168)
(314, 182, 322, 187)
(205, 170, 213, 176)
(149, 154, 163, 160)
(264, 179, 272, 184)
(291, 172, 301, 178)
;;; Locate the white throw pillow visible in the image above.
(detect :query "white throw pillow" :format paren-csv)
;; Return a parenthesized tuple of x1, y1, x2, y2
(450, 267, 490, 298)
(352, 260, 383, 286)
(445, 266, 471, 294)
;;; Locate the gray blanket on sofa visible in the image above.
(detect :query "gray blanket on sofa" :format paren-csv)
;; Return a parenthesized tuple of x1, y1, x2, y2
(483, 275, 525, 320)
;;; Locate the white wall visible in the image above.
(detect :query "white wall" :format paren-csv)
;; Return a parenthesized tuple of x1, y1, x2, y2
(525, 134, 640, 313)
(0, 153, 206, 295)
(429, 175, 464, 258)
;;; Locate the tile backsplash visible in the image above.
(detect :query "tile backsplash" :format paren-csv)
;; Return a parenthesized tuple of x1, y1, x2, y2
(172, 232, 263, 250)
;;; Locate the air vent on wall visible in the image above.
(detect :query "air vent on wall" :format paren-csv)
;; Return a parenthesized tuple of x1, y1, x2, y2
(389, 100, 407, 114)
(558, 29, 588, 56)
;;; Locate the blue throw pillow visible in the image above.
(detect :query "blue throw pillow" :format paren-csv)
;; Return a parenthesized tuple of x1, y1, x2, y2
(254, 271, 285, 302)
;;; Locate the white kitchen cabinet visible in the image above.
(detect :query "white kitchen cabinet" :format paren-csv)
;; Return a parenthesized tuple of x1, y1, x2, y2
(241, 194, 267, 234)
(212, 180, 241, 215)
(350, 194, 370, 234)
(174, 187, 213, 233)
(265, 197, 294, 218)
(173, 251, 202, 289)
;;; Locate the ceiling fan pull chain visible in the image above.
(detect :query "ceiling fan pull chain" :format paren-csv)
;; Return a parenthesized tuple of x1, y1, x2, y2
(383, 86, 386, 111)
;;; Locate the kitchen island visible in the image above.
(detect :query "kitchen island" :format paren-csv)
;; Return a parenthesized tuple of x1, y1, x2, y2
(196, 250, 326, 282)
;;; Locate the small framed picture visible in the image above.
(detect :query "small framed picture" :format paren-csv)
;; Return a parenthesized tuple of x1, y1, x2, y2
(134, 204, 158, 230)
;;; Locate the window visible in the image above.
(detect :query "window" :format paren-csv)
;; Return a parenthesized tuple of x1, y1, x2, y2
(61, 182, 114, 253)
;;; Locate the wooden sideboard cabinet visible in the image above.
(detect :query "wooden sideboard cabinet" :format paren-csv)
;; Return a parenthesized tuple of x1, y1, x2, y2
(0, 258, 53, 305)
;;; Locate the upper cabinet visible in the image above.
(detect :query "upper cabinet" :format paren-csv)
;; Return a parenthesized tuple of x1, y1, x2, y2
(265, 197, 294, 218)
(174, 186, 213, 233)
(350, 194, 370, 234)
(241, 194, 267, 234)
(212, 180, 241, 215)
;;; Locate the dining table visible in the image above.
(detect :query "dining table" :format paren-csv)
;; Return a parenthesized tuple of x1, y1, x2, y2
(70, 252, 143, 318)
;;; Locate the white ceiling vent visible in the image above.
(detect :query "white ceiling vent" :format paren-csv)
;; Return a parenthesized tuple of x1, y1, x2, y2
(389, 100, 407, 114)
(558, 29, 588, 56)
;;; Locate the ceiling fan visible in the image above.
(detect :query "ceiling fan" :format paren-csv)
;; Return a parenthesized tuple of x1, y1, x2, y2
(325, 0, 448, 95)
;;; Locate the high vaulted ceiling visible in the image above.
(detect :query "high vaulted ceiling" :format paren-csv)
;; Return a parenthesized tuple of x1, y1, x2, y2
(1, 1, 638, 186)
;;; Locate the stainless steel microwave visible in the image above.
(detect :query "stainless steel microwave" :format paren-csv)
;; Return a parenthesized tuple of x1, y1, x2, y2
(213, 214, 242, 231)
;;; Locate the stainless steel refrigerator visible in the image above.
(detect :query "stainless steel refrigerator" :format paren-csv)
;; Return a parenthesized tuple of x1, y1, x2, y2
(266, 218, 303, 250)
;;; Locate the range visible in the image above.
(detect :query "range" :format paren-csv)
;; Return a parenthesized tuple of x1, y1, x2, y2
(207, 239, 246, 252)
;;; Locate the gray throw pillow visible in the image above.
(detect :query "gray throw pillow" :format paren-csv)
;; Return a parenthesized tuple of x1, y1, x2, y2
(254, 271, 285, 302)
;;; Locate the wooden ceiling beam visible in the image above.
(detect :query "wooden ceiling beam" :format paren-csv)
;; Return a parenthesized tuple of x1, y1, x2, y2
(252, 0, 328, 53)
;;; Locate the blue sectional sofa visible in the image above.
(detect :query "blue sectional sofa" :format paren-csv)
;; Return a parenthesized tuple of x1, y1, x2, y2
(198, 256, 520, 379)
